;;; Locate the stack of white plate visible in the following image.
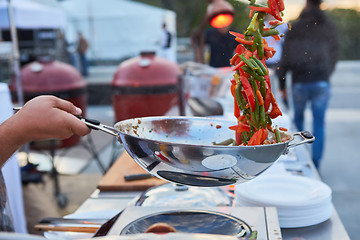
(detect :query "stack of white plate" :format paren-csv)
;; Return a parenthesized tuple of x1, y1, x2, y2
(235, 174, 333, 228)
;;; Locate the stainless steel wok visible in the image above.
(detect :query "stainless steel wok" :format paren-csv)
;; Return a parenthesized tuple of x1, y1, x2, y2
(82, 116, 314, 187)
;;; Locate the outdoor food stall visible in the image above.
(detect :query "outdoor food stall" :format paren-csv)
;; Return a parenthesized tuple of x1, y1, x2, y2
(17, 0, 349, 239)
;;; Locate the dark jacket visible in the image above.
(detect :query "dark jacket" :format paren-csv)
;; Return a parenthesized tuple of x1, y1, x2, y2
(205, 28, 238, 68)
(277, 7, 339, 89)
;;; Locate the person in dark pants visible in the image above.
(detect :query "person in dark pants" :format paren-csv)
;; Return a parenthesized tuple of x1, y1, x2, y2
(76, 32, 89, 77)
(277, 0, 339, 169)
(205, 25, 238, 68)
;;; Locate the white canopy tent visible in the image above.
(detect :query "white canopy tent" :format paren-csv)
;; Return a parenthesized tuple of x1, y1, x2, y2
(60, 0, 176, 61)
(0, 0, 67, 29)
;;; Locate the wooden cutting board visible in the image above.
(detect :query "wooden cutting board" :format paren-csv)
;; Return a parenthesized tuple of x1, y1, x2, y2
(97, 151, 165, 191)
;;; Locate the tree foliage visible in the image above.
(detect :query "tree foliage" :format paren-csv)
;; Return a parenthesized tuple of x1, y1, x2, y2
(326, 8, 360, 60)
(132, 0, 360, 60)
(132, 0, 249, 37)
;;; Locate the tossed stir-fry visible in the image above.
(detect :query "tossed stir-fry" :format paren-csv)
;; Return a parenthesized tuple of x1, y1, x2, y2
(229, 0, 289, 146)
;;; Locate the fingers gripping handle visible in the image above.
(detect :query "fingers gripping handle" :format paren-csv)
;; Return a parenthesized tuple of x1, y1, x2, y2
(76, 116, 119, 137)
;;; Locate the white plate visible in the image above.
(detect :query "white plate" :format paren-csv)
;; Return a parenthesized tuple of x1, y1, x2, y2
(235, 174, 332, 208)
(279, 203, 333, 228)
(235, 174, 333, 228)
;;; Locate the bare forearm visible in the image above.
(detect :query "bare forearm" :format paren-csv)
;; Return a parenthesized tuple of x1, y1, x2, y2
(0, 118, 27, 168)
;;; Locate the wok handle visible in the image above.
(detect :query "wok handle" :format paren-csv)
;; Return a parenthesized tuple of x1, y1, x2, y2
(287, 131, 315, 149)
(75, 116, 119, 137)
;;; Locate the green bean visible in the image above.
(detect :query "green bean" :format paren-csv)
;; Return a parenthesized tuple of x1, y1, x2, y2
(213, 138, 235, 146)
(259, 78, 266, 100)
(254, 30, 264, 59)
(241, 131, 250, 144)
(262, 29, 280, 37)
(247, 13, 258, 33)
(275, 127, 282, 143)
(241, 65, 264, 82)
(251, 57, 268, 76)
(258, 14, 265, 35)
(259, 105, 266, 127)
(239, 54, 258, 70)
(249, 58, 264, 76)
(249, 230, 258, 240)
(250, 79, 260, 128)
(235, 83, 247, 111)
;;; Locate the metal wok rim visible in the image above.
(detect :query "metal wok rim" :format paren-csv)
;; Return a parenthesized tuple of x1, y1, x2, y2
(114, 116, 294, 148)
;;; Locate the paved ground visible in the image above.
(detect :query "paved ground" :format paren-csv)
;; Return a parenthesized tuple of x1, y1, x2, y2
(318, 60, 360, 240)
(24, 60, 360, 239)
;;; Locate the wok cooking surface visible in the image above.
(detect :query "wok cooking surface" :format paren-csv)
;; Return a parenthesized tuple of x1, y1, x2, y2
(102, 206, 281, 239)
(114, 116, 299, 187)
(81, 116, 314, 187)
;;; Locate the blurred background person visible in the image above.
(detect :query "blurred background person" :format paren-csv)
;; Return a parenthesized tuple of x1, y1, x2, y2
(277, 0, 339, 169)
(264, 15, 289, 72)
(204, 24, 237, 68)
(159, 23, 176, 62)
(76, 32, 89, 77)
(264, 15, 289, 104)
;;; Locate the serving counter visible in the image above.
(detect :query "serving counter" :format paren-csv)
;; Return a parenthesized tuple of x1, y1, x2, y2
(71, 138, 350, 239)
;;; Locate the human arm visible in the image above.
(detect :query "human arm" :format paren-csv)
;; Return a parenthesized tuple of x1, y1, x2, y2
(0, 95, 91, 168)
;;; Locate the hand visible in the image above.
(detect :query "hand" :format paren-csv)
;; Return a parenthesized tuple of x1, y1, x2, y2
(13, 95, 91, 142)
(0, 96, 91, 167)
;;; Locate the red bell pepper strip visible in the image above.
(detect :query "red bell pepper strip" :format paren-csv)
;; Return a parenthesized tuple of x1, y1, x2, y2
(235, 38, 254, 46)
(249, 9, 254, 19)
(268, 0, 283, 21)
(264, 81, 272, 112)
(230, 121, 250, 145)
(234, 99, 240, 118)
(233, 60, 246, 71)
(249, 6, 273, 15)
(230, 79, 236, 97)
(268, 20, 281, 25)
(230, 53, 240, 66)
(269, 92, 282, 119)
(261, 128, 268, 143)
(238, 121, 250, 132)
(279, 127, 288, 132)
(235, 130, 242, 145)
(229, 125, 237, 131)
(229, 31, 245, 39)
(240, 75, 256, 111)
(271, 35, 281, 41)
(276, 0, 285, 11)
(235, 44, 246, 55)
(263, 45, 276, 52)
(248, 128, 268, 146)
(256, 90, 264, 106)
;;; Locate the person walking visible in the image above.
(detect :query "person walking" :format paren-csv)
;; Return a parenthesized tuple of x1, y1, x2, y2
(76, 32, 89, 77)
(277, 0, 339, 169)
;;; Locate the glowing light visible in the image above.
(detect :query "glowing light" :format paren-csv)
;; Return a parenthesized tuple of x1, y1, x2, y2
(210, 14, 233, 28)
